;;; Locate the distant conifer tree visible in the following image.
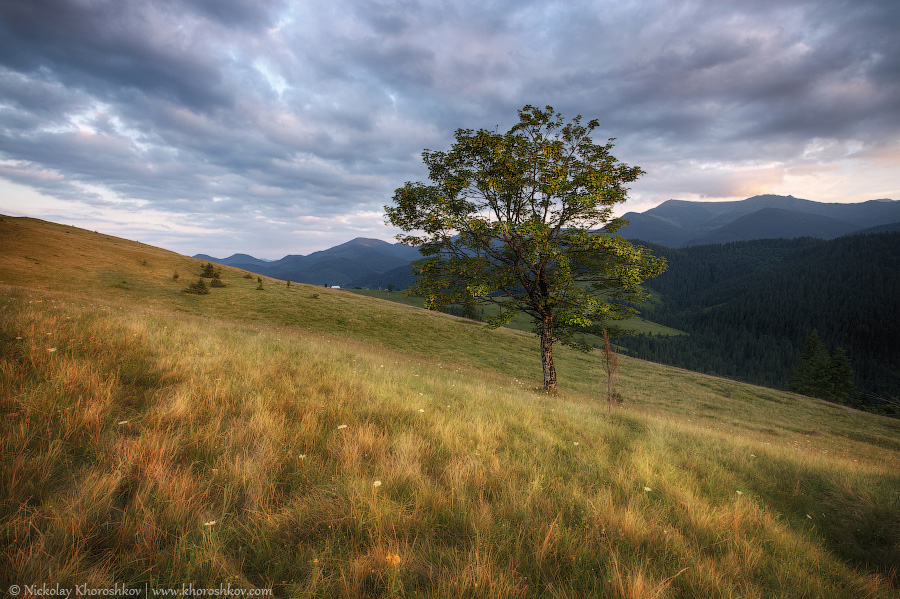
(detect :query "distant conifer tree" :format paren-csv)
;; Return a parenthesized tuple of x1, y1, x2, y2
(788, 330, 832, 398)
(185, 279, 210, 295)
(210, 275, 226, 288)
(789, 330, 857, 404)
(828, 347, 858, 404)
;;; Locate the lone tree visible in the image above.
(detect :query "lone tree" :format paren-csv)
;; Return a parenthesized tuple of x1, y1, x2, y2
(386, 105, 666, 391)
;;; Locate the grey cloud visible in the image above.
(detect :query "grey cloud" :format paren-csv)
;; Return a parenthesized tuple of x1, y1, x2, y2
(0, 0, 233, 111)
(0, 0, 897, 256)
(181, 0, 287, 29)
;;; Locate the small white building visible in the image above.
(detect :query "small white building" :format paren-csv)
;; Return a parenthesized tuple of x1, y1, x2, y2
(330, 285, 341, 289)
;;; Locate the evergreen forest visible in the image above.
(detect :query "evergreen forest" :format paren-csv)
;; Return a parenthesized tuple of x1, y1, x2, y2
(614, 232, 900, 414)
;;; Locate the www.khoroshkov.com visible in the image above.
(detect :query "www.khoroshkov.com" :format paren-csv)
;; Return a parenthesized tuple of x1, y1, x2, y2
(7, 584, 272, 597)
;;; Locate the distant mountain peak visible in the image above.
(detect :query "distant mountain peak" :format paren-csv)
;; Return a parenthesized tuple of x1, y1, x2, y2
(617, 195, 900, 247)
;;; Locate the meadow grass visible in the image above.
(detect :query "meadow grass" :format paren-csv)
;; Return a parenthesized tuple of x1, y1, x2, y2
(1, 214, 898, 597)
(347, 288, 685, 339)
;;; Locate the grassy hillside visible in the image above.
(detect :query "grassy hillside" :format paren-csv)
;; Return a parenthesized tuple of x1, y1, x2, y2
(1, 214, 898, 598)
(347, 289, 685, 339)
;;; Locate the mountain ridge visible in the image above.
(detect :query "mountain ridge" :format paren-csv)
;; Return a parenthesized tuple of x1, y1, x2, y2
(195, 195, 899, 287)
(196, 237, 421, 287)
(615, 195, 900, 247)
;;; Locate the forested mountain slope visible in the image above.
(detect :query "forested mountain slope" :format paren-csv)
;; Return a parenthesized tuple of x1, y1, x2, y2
(616, 233, 900, 409)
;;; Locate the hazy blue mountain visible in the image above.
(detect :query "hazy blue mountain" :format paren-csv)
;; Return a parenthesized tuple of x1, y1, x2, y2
(356, 263, 416, 290)
(195, 238, 422, 288)
(615, 195, 900, 246)
(852, 221, 900, 235)
(194, 253, 273, 267)
(686, 207, 861, 245)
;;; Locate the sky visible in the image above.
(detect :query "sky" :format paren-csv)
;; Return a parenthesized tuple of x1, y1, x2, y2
(1, 0, 898, 258)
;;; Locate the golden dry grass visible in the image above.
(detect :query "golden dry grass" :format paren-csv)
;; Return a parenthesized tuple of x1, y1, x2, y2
(1, 214, 898, 597)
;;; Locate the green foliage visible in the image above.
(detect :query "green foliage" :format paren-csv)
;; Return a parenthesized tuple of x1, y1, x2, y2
(209, 270, 226, 288)
(184, 279, 209, 295)
(200, 262, 216, 278)
(788, 330, 833, 397)
(829, 347, 858, 404)
(789, 331, 858, 405)
(386, 105, 666, 390)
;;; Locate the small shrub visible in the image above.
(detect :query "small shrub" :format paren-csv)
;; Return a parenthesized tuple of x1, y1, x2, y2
(210, 270, 226, 287)
(243, 273, 254, 279)
(201, 262, 216, 278)
(173, 272, 180, 281)
(184, 279, 210, 295)
(256, 281, 264, 291)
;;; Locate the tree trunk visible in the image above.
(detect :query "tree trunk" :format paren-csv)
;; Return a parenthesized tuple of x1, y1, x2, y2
(540, 315, 557, 391)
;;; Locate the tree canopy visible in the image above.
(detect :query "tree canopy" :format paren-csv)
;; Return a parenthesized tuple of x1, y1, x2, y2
(386, 105, 666, 391)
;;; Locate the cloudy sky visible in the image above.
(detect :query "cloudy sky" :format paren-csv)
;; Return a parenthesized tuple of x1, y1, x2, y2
(1, 0, 898, 257)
